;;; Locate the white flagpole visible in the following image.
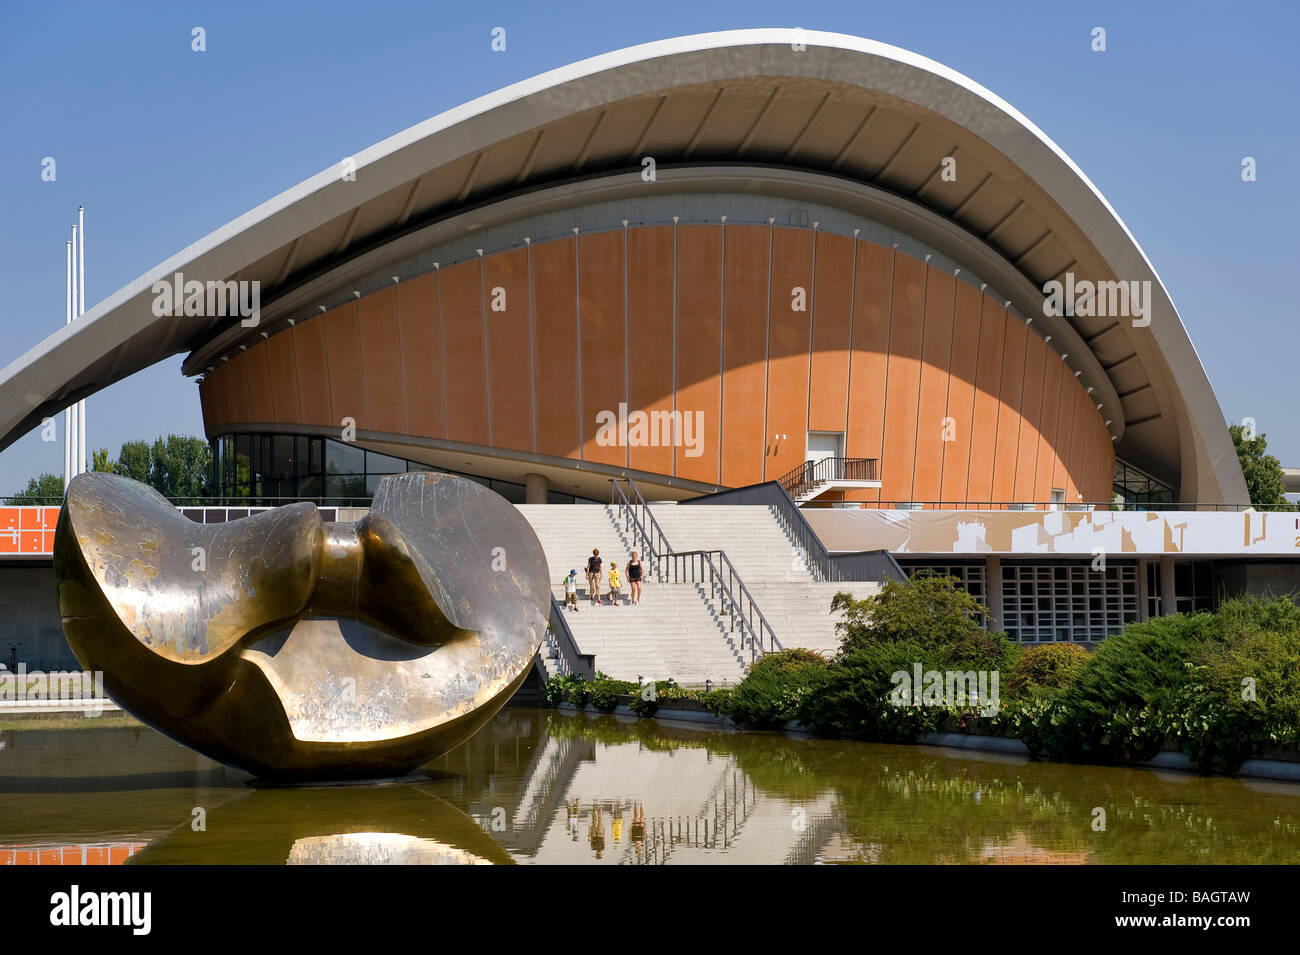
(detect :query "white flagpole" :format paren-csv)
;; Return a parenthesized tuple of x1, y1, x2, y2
(64, 238, 73, 487)
(77, 206, 86, 475)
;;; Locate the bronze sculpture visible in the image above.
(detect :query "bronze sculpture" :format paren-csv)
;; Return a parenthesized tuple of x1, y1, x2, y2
(53, 471, 549, 781)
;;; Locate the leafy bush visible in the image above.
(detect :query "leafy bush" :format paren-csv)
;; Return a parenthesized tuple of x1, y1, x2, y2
(831, 572, 997, 657)
(728, 653, 828, 728)
(542, 673, 584, 708)
(590, 678, 638, 713)
(701, 687, 733, 716)
(1005, 644, 1090, 697)
(796, 640, 947, 742)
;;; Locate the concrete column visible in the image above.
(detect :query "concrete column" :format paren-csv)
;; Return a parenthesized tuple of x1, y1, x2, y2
(985, 556, 1003, 631)
(1137, 559, 1150, 621)
(524, 472, 548, 504)
(1159, 556, 1176, 617)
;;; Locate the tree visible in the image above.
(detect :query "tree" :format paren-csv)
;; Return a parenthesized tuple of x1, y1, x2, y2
(1229, 424, 1295, 510)
(113, 440, 152, 485)
(149, 435, 211, 499)
(831, 571, 1013, 666)
(91, 448, 113, 472)
(6, 473, 65, 504)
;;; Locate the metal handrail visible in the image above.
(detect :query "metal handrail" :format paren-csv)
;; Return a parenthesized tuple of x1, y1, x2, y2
(547, 597, 595, 679)
(776, 456, 880, 498)
(658, 549, 782, 662)
(610, 477, 782, 661)
(677, 480, 907, 584)
(608, 479, 671, 580)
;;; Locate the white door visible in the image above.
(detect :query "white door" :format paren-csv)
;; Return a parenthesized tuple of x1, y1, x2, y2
(805, 431, 843, 465)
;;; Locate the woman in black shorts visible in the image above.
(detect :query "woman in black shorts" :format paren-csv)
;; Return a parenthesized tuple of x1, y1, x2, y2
(626, 551, 643, 606)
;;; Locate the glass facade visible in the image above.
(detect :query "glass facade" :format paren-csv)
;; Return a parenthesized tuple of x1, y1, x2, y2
(210, 432, 601, 505)
(1113, 459, 1175, 508)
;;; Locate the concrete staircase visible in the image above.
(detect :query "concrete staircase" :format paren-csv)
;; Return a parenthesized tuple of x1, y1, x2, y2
(516, 502, 884, 683)
(516, 506, 748, 685)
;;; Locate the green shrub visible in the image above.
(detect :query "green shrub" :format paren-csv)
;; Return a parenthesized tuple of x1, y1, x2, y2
(831, 572, 996, 657)
(728, 652, 828, 728)
(542, 673, 584, 708)
(701, 687, 733, 716)
(590, 678, 638, 713)
(796, 640, 948, 742)
(1005, 644, 1090, 697)
(627, 681, 666, 718)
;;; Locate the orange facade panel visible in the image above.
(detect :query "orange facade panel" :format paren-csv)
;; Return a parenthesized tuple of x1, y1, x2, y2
(720, 226, 770, 487)
(674, 226, 723, 484)
(322, 302, 366, 432)
(1012, 333, 1046, 502)
(484, 248, 535, 455)
(626, 227, 675, 477)
(911, 267, 955, 502)
(843, 241, 893, 504)
(878, 253, 926, 502)
(531, 239, 580, 459)
(577, 231, 626, 467)
(990, 313, 1026, 504)
(265, 326, 302, 424)
(397, 272, 446, 440)
(764, 227, 815, 483)
(939, 280, 982, 502)
(358, 287, 406, 435)
(806, 232, 854, 435)
(291, 316, 333, 427)
(439, 261, 489, 447)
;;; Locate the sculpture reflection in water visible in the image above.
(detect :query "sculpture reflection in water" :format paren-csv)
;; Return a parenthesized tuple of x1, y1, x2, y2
(129, 785, 514, 865)
(53, 471, 549, 782)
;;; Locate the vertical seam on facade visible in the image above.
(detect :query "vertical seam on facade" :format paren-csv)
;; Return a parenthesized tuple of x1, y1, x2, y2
(436, 268, 448, 439)
(672, 222, 678, 478)
(320, 316, 336, 430)
(479, 256, 492, 446)
(937, 279, 957, 503)
(761, 220, 774, 482)
(575, 234, 583, 463)
(527, 243, 537, 453)
(805, 229, 817, 440)
(984, 307, 1005, 507)
(623, 223, 629, 471)
(718, 219, 726, 487)
(877, 249, 896, 506)
(1011, 322, 1030, 505)
(393, 286, 408, 434)
(843, 237, 858, 438)
(909, 267, 930, 504)
(962, 293, 984, 505)
(355, 301, 371, 431)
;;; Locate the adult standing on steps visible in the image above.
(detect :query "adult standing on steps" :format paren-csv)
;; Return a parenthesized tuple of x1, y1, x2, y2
(626, 551, 644, 606)
(586, 548, 603, 606)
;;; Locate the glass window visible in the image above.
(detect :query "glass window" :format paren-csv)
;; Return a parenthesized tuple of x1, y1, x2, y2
(365, 450, 406, 474)
(326, 439, 365, 476)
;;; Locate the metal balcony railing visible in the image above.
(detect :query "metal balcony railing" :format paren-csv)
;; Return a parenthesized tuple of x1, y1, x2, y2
(776, 457, 880, 499)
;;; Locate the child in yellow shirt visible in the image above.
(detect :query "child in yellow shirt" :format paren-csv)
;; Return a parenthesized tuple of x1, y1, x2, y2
(608, 562, 622, 606)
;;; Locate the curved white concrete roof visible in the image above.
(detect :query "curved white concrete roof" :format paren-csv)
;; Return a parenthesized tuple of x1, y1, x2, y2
(0, 28, 1247, 503)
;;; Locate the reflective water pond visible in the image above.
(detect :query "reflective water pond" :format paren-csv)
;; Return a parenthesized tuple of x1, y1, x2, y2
(3, 709, 1300, 864)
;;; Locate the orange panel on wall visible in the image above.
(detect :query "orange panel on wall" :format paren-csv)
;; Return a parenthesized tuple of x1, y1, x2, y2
(806, 232, 854, 434)
(397, 272, 445, 440)
(266, 327, 302, 424)
(1034, 351, 1065, 501)
(939, 281, 982, 502)
(626, 227, 675, 477)
(439, 261, 490, 447)
(720, 225, 770, 487)
(322, 302, 366, 431)
(990, 312, 1026, 504)
(244, 342, 276, 423)
(225, 353, 253, 426)
(484, 248, 535, 454)
(292, 317, 333, 427)
(878, 253, 926, 503)
(578, 231, 626, 467)
(359, 287, 406, 435)
(1012, 333, 1046, 503)
(843, 241, 893, 504)
(674, 226, 722, 484)
(965, 295, 1007, 503)
(1063, 384, 1090, 502)
(531, 238, 580, 459)
(764, 227, 815, 484)
(911, 267, 956, 503)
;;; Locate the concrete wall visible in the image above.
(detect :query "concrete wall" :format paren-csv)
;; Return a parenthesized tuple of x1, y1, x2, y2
(0, 561, 77, 671)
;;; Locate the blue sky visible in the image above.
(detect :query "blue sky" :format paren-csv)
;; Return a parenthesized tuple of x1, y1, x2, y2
(1, 0, 1296, 496)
